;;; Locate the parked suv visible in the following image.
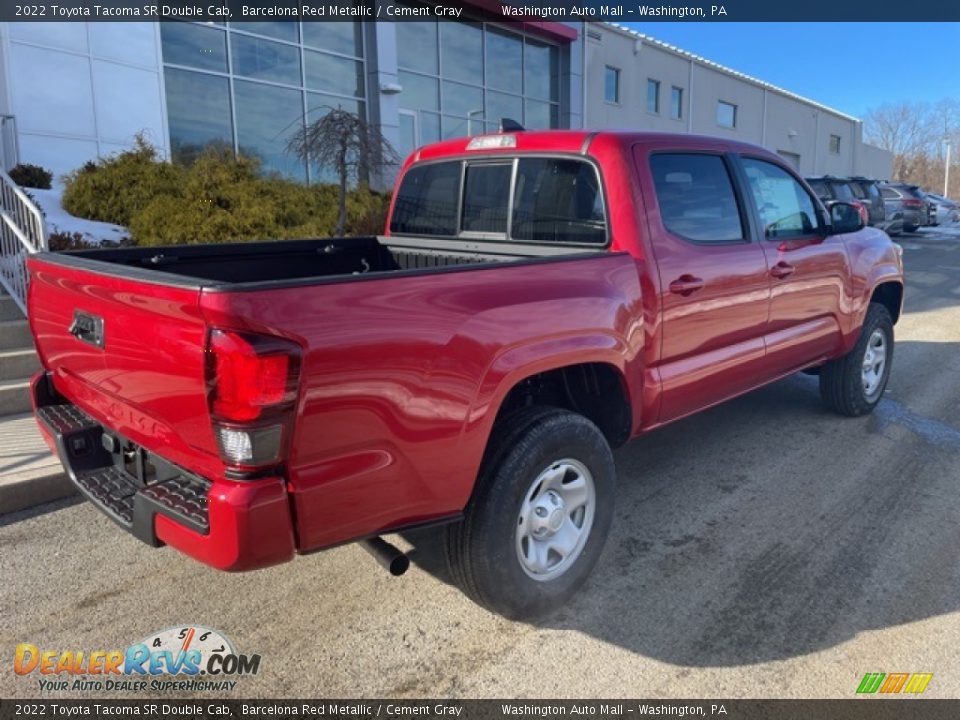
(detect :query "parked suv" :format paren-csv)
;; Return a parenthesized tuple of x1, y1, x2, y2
(880, 183, 929, 232)
(846, 177, 901, 234)
(806, 176, 871, 227)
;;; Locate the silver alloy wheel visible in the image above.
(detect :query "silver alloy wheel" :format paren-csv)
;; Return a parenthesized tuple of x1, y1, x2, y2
(516, 458, 596, 582)
(861, 328, 888, 399)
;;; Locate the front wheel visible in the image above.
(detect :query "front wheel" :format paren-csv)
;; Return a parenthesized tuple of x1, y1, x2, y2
(819, 302, 894, 416)
(445, 407, 616, 620)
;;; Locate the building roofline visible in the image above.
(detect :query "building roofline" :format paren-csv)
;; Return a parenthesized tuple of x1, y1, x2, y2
(601, 22, 862, 124)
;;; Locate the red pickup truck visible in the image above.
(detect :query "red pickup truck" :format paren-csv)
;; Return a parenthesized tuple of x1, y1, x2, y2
(28, 130, 903, 619)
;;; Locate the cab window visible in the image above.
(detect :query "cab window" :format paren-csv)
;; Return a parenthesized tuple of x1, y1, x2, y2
(650, 153, 745, 243)
(741, 158, 819, 239)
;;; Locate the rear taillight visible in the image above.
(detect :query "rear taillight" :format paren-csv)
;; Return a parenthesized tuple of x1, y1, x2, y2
(205, 329, 301, 471)
(903, 198, 923, 207)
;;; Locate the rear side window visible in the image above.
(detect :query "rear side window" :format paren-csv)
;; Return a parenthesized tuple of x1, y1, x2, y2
(650, 153, 745, 243)
(861, 182, 881, 200)
(512, 158, 605, 244)
(848, 182, 867, 199)
(881, 187, 900, 200)
(830, 182, 856, 201)
(807, 180, 831, 200)
(390, 162, 461, 236)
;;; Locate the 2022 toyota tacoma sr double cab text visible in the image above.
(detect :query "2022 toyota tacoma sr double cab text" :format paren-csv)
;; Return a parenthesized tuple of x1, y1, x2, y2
(28, 130, 903, 619)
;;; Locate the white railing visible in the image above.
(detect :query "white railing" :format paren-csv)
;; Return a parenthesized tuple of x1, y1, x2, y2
(0, 165, 47, 316)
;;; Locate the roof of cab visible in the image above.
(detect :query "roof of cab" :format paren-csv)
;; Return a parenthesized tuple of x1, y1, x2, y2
(408, 128, 774, 167)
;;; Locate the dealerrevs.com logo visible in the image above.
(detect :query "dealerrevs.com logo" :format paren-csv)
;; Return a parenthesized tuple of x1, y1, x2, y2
(14, 625, 261, 693)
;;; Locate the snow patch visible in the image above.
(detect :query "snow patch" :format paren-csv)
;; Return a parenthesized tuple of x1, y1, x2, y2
(28, 187, 130, 246)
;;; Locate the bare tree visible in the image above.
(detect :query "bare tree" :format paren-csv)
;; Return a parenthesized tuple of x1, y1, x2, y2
(287, 107, 399, 235)
(864, 98, 960, 195)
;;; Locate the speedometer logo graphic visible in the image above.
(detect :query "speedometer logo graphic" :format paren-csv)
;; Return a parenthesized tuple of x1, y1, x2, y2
(139, 625, 235, 669)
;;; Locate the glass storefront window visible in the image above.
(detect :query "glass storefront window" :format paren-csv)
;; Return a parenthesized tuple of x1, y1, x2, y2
(524, 99, 558, 129)
(399, 71, 439, 111)
(397, 22, 438, 75)
(440, 22, 483, 84)
(164, 68, 233, 164)
(441, 80, 483, 119)
(230, 34, 301, 85)
(302, 22, 362, 57)
(306, 92, 364, 121)
(524, 40, 558, 101)
(304, 50, 363, 97)
(486, 91, 523, 126)
(399, 22, 561, 144)
(233, 22, 299, 43)
(162, 22, 367, 185)
(234, 80, 306, 181)
(160, 23, 227, 73)
(486, 28, 522, 94)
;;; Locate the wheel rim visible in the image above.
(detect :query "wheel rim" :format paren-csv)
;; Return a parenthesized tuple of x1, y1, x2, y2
(861, 328, 888, 399)
(516, 458, 596, 582)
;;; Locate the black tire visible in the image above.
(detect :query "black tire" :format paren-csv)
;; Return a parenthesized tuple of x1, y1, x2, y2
(445, 406, 616, 620)
(904, 223, 918, 233)
(819, 303, 894, 417)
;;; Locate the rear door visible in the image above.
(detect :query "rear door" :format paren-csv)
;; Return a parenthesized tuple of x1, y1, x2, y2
(635, 146, 771, 423)
(735, 156, 849, 372)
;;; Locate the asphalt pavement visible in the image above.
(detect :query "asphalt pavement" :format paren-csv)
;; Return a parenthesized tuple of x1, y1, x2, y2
(3, 229, 960, 700)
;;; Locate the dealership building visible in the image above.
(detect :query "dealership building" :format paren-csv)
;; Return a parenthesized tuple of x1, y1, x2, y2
(0, 17, 892, 184)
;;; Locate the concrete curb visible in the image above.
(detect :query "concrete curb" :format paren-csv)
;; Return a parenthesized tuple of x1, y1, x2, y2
(0, 468, 77, 516)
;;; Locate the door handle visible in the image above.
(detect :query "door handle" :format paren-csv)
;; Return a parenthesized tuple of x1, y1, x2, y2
(770, 262, 795, 279)
(669, 275, 705, 296)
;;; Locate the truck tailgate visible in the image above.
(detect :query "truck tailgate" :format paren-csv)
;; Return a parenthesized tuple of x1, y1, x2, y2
(28, 255, 222, 479)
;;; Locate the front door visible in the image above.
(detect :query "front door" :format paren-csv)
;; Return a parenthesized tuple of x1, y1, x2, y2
(637, 148, 772, 424)
(736, 156, 849, 374)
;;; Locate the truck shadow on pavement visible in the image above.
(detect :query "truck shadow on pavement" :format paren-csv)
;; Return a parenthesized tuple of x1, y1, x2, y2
(404, 338, 960, 667)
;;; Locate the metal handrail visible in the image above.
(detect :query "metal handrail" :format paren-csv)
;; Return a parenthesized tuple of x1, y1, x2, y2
(0, 164, 47, 316)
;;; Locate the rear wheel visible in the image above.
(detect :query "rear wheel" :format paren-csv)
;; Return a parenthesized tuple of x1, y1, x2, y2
(819, 302, 893, 417)
(446, 407, 616, 620)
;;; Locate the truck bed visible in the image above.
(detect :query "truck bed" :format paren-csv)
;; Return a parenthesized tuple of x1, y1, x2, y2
(48, 235, 586, 289)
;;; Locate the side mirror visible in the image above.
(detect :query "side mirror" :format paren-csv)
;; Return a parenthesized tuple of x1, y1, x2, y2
(828, 202, 865, 234)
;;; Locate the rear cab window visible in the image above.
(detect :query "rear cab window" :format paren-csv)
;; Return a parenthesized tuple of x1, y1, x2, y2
(806, 179, 831, 201)
(390, 156, 607, 246)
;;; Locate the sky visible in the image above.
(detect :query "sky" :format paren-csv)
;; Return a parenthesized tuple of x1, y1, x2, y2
(619, 22, 960, 119)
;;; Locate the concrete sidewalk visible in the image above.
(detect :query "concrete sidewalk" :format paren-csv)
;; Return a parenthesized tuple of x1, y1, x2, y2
(0, 412, 75, 515)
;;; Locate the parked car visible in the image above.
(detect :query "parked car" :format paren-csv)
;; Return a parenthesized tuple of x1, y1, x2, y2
(809, 176, 905, 236)
(846, 176, 905, 236)
(879, 182, 929, 232)
(27, 130, 905, 619)
(805, 176, 871, 227)
(922, 191, 959, 225)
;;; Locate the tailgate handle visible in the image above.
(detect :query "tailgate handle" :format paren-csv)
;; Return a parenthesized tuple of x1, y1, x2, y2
(69, 311, 105, 349)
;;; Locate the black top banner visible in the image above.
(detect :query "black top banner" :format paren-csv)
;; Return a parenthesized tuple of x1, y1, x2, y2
(3, 0, 960, 22)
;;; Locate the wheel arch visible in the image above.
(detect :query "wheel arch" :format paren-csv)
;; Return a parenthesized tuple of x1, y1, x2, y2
(869, 280, 904, 325)
(480, 352, 635, 450)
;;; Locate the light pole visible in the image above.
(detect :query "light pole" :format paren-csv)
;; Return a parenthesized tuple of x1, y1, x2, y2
(945, 137, 952, 197)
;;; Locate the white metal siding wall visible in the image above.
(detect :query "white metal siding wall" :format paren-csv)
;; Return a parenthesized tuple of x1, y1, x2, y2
(585, 24, 891, 178)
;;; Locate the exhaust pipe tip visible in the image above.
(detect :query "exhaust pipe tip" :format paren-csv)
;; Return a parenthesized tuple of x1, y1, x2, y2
(362, 537, 410, 577)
